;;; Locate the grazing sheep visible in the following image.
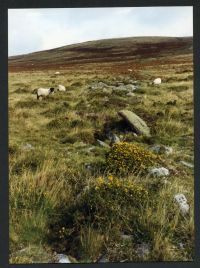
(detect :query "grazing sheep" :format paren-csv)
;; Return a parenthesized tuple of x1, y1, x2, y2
(153, 78, 162, 85)
(55, 71, 60, 75)
(36, 87, 55, 100)
(58, 84, 66, 92)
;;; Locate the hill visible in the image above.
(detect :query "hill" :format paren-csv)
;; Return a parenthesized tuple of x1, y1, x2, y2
(9, 36, 193, 71)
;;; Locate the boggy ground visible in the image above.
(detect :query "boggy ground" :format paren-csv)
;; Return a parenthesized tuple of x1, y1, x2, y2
(9, 37, 194, 263)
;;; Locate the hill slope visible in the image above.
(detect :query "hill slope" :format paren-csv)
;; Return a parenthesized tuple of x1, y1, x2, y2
(9, 36, 193, 71)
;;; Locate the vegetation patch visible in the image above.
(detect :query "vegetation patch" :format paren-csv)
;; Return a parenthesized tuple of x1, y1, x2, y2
(106, 142, 160, 174)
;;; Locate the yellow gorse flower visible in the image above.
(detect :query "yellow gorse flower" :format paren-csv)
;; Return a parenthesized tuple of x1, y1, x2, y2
(106, 142, 159, 173)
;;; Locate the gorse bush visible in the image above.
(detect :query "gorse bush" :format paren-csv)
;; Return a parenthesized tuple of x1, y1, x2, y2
(48, 175, 148, 256)
(83, 175, 148, 226)
(106, 142, 159, 174)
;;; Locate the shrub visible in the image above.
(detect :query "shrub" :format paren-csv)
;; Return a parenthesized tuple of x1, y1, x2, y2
(106, 142, 159, 174)
(81, 175, 148, 226)
(48, 175, 148, 254)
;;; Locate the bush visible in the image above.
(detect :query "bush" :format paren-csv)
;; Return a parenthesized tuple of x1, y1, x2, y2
(106, 142, 159, 174)
(48, 175, 148, 255)
(81, 175, 148, 226)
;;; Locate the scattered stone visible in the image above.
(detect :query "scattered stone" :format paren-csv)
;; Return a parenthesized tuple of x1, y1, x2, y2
(179, 242, 184, 249)
(129, 80, 138, 84)
(21, 143, 34, 151)
(117, 85, 129, 91)
(135, 243, 150, 258)
(174, 193, 190, 215)
(150, 145, 173, 155)
(149, 167, 169, 177)
(118, 110, 150, 137)
(98, 255, 109, 263)
(85, 146, 95, 153)
(77, 185, 90, 200)
(153, 77, 162, 85)
(54, 71, 60, 75)
(97, 139, 110, 148)
(85, 163, 92, 170)
(103, 88, 112, 94)
(58, 84, 66, 92)
(56, 254, 71, 263)
(126, 92, 135, 97)
(77, 141, 87, 147)
(120, 233, 133, 241)
(180, 161, 194, 169)
(126, 84, 137, 91)
(106, 132, 120, 144)
(117, 82, 125, 86)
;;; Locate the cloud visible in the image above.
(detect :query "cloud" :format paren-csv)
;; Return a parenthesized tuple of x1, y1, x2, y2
(8, 7, 193, 56)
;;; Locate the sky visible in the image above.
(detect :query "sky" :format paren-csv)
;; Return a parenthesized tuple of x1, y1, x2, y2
(8, 7, 193, 56)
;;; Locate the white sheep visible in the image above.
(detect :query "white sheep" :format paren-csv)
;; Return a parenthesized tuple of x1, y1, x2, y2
(55, 71, 60, 75)
(36, 87, 55, 100)
(57, 84, 66, 92)
(153, 78, 162, 85)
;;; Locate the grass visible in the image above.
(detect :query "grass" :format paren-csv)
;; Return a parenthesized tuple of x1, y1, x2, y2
(9, 37, 193, 263)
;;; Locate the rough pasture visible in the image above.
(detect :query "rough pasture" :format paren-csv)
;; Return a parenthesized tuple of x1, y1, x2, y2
(9, 37, 194, 263)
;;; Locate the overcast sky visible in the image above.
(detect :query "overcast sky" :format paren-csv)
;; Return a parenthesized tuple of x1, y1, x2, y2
(8, 7, 193, 56)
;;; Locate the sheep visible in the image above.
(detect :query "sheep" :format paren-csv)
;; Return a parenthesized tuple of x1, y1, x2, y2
(153, 78, 162, 85)
(36, 87, 55, 100)
(57, 84, 66, 92)
(55, 71, 60, 75)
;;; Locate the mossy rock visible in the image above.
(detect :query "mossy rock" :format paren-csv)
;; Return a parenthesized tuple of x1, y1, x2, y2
(118, 110, 150, 137)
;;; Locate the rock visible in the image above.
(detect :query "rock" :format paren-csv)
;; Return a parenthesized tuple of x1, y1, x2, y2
(21, 143, 34, 151)
(149, 167, 169, 177)
(85, 146, 95, 153)
(129, 80, 138, 84)
(116, 82, 124, 86)
(90, 81, 109, 90)
(153, 78, 161, 85)
(135, 243, 150, 258)
(98, 81, 108, 88)
(118, 110, 150, 137)
(126, 92, 135, 97)
(106, 132, 120, 143)
(56, 254, 71, 263)
(77, 185, 90, 200)
(97, 139, 110, 148)
(77, 141, 87, 147)
(150, 145, 173, 155)
(117, 85, 128, 91)
(98, 255, 109, 263)
(174, 193, 190, 215)
(180, 161, 194, 168)
(103, 88, 112, 94)
(126, 84, 137, 91)
(120, 233, 133, 241)
(85, 163, 92, 170)
(58, 84, 66, 92)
